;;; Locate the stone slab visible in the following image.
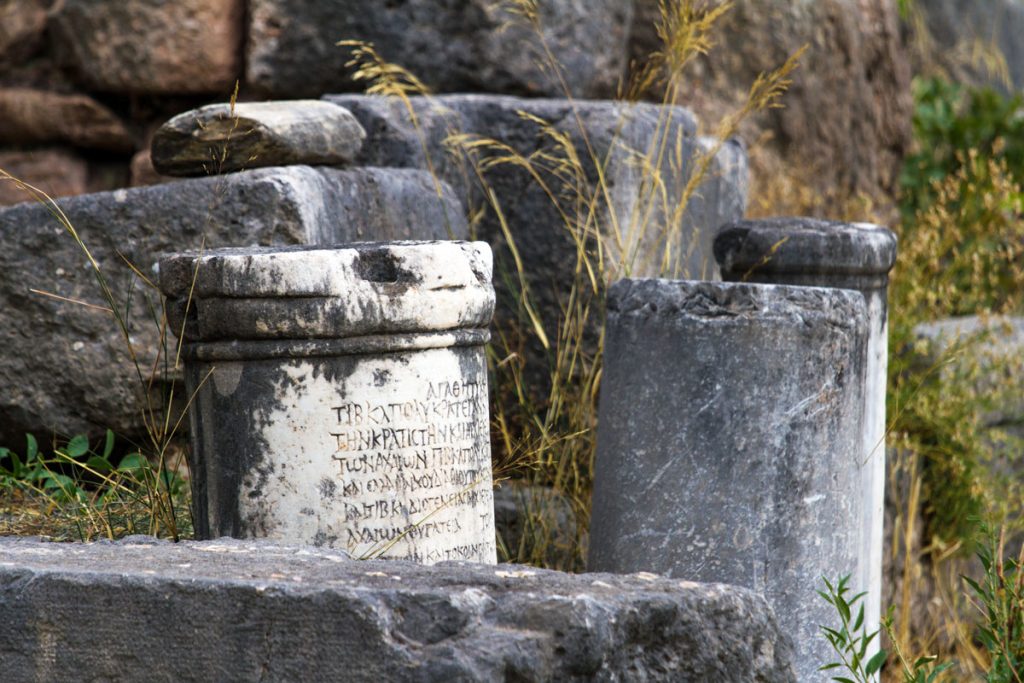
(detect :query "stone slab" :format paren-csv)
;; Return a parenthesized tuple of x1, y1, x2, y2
(248, 0, 633, 99)
(49, 0, 244, 94)
(0, 166, 468, 447)
(0, 536, 797, 682)
(152, 101, 366, 176)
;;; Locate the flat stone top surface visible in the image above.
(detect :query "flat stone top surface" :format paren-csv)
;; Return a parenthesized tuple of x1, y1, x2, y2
(159, 241, 495, 341)
(0, 536, 747, 598)
(608, 278, 867, 329)
(715, 217, 898, 277)
(0, 537, 797, 681)
(160, 241, 491, 298)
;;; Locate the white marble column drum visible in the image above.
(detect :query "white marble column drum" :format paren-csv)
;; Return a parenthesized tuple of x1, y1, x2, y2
(159, 241, 498, 564)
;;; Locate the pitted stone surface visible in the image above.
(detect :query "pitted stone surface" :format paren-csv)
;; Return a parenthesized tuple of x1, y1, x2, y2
(0, 166, 468, 446)
(152, 101, 367, 176)
(0, 537, 797, 682)
(589, 279, 867, 683)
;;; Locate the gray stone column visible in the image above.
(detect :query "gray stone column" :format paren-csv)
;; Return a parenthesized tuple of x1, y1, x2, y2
(714, 218, 897, 645)
(159, 241, 497, 565)
(588, 279, 868, 682)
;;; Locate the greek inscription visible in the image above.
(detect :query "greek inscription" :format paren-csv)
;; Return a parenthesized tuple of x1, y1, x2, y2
(325, 370, 494, 563)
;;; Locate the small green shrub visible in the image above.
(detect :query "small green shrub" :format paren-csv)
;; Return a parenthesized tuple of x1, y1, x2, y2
(0, 431, 190, 541)
(964, 521, 1024, 682)
(818, 575, 888, 682)
(901, 77, 1024, 219)
(890, 77, 1024, 550)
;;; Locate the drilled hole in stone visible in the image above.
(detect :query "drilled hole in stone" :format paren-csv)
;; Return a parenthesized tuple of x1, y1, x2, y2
(356, 250, 408, 283)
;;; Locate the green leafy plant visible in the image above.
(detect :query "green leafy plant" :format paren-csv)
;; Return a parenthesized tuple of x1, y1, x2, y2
(819, 575, 954, 683)
(819, 575, 888, 682)
(964, 521, 1024, 682)
(0, 431, 190, 540)
(901, 77, 1024, 218)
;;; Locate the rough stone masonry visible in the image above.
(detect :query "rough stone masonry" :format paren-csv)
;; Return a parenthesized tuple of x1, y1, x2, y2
(0, 166, 468, 446)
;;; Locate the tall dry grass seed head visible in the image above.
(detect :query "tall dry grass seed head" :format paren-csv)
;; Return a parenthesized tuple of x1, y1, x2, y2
(345, 1, 805, 569)
(0, 171, 203, 541)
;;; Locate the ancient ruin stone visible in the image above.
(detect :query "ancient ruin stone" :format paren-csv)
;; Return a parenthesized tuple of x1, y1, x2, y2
(715, 217, 899, 666)
(0, 167, 468, 447)
(324, 93, 747, 400)
(630, 0, 913, 206)
(0, 537, 798, 682)
(324, 93, 748, 300)
(161, 243, 497, 561)
(50, 0, 244, 94)
(248, 0, 634, 98)
(0, 89, 132, 152)
(152, 101, 366, 176)
(0, 149, 89, 207)
(589, 278, 868, 682)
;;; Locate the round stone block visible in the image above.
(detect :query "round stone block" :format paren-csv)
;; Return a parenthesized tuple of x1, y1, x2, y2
(714, 217, 898, 661)
(588, 278, 868, 682)
(160, 242, 497, 564)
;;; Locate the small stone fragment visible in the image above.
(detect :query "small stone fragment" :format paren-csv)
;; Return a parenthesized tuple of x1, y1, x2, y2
(151, 101, 366, 176)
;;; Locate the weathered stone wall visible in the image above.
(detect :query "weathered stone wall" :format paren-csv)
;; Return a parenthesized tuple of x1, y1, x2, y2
(0, 167, 468, 446)
(915, 0, 1024, 93)
(1, 0, 921, 213)
(630, 0, 914, 211)
(0, 0, 636, 208)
